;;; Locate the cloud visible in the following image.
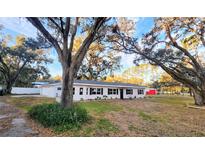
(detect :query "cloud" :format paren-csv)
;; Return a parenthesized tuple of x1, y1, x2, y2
(0, 17, 37, 37)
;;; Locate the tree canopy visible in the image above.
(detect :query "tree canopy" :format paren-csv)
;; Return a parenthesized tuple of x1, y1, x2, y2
(111, 17, 205, 105)
(0, 34, 52, 93)
(27, 17, 108, 107)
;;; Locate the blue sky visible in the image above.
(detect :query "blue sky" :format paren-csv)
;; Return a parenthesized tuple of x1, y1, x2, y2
(0, 17, 154, 77)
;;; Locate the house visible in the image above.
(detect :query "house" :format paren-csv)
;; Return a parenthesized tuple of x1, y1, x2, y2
(40, 80, 146, 102)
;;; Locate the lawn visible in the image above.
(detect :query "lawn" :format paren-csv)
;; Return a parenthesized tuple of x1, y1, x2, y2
(2, 95, 205, 136)
(1, 96, 55, 111)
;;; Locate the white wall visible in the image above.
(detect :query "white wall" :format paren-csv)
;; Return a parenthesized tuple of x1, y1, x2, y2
(55, 86, 120, 101)
(122, 88, 145, 99)
(52, 85, 146, 102)
(11, 87, 40, 95)
(40, 87, 57, 98)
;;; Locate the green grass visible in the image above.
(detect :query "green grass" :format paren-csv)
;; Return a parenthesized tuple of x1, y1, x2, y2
(138, 110, 167, 123)
(145, 95, 194, 106)
(3, 96, 55, 111)
(79, 101, 123, 114)
(96, 118, 119, 133)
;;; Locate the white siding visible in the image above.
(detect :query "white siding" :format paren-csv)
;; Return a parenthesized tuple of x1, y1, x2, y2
(11, 87, 40, 95)
(51, 85, 146, 102)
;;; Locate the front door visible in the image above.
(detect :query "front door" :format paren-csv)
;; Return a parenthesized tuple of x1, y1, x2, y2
(120, 89, 123, 99)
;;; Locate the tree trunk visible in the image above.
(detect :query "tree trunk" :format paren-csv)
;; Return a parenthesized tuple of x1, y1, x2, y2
(192, 88, 205, 106)
(5, 81, 12, 94)
(60, 67, 74, 108)
(189, 88, 193, 96)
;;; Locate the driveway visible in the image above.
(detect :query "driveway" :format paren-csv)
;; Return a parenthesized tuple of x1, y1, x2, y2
(0, 101, 38, 137)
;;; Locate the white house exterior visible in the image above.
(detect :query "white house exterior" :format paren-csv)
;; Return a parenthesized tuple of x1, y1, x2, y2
(40, 80, 146, 102)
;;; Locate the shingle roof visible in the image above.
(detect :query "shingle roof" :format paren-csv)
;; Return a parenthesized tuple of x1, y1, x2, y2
(47, 80, 146, 88)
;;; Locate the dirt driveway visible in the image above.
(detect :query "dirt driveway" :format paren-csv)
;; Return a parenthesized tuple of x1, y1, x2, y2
(0, 100, 38, 137)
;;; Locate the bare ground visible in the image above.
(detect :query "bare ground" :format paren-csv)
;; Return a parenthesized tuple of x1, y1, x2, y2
(1, 95, 205, 137)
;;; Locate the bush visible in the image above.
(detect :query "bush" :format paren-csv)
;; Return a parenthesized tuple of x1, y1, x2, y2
(28, 103, 89, 131)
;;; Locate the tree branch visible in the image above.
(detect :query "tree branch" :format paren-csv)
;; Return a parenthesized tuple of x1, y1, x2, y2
(68, 17, 79, 52)
(27, 17, 63, 61)
(165, 25, 202, 71)
(72, 17, 107, 77)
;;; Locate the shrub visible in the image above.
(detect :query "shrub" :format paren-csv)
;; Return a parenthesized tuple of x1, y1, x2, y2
(28, 103, 89, 131)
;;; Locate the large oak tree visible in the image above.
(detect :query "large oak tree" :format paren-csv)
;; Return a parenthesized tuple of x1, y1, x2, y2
(27, 17, 107, 108)
(112, 17, 205, 105)
(0, 35, 51, 93)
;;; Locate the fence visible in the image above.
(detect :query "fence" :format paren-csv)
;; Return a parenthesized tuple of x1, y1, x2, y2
(11, 87, 40, 95)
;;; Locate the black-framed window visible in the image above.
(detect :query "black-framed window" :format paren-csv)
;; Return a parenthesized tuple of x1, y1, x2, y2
(90, 88, 103, 95)
(97, 88, 101, 94)
(101, 88, 103, 95)
(126, 89, 133, 95)
(138, 89, 144, 95)
(108, 88, 112, 95)
(79, 88, 83, 95)
(90, 88, 96, 95)
(86, 88, 89, 95)
(57, 87, 61, 90)
(73, 88, 75, 95)
(108, 88, 118, 95)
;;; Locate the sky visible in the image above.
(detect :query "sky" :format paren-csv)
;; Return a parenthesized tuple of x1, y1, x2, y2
(0, 17, 155, 78)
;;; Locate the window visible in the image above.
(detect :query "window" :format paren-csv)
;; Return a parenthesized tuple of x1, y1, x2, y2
(86, 88, 88, 95)
(126, 89, 133, 95)
(90, 88, 96, 95)
(97, 88, 102, 94)
(73, 88, 75, 95)
(90, 88, 103, 95)
(108, 89, 112, 95)
(108, 88, 118, 95)
(57, 87, 61, 90)
(79, 88, 83, 95)
(138, 89, 144, 95)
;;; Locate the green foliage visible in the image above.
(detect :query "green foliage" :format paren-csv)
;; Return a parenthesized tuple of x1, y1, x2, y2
(28, 104, 89, 131)
(0, 34, 52, 92)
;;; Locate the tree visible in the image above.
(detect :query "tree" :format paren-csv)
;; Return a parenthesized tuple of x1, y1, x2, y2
(14, 65, 51, 87)
(105, 64, 161, 85)
(111, 17, 205, 105)
(153, 73, 188, 95)
(74, 37, 121, 80)
(53, 75, 62, 81)
(0, 35, 52, 93)
(122, 64, 160, 85)
(105, 74, 144, 85)
(27, 17, 108, 108)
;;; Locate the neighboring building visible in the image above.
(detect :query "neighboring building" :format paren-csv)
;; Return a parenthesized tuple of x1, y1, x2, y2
(32, 81, 50, 88)
(146, 88, 157, 95)
(40, 80, 146, 102)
